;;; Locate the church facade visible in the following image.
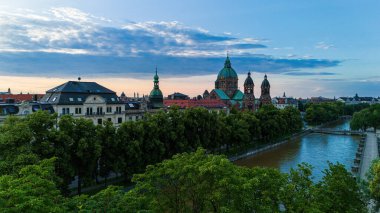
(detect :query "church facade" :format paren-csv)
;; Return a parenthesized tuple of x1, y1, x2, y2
(205, 56, 271, 111)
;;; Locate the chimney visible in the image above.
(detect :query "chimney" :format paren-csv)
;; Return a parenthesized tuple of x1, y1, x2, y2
(7, 88, 11, 94)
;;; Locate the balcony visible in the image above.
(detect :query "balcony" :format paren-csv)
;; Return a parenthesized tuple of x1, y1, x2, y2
(85, 112, 105, 117)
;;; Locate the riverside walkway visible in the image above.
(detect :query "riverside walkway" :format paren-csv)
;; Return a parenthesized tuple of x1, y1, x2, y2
(311, 129, 363, 136)
(360, 132, 378, 180)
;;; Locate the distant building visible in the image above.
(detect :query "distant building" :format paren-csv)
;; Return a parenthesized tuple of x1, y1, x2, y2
(259, 74, 272, 106)
(310, 96, 334, 104)
(167, 92, 190, 100)
(0, 88, 11, 95)
(0, 94, 44, 103)
(148, 68, 164, 109)
(203, 90, 210, 99)
(208, 56, 245, 109)
(40, 81, 125, 126)
(272, 92, 298, 109)
(243, 71, 256, 110)
(337, 93, 380, 105)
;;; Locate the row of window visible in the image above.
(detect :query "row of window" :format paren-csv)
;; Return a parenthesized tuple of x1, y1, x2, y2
(47, 96, 120, 103)
(62, 106, 122, 115)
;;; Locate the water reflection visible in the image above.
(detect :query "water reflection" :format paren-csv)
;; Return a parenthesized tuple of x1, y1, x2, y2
(235, 121, 359, 181)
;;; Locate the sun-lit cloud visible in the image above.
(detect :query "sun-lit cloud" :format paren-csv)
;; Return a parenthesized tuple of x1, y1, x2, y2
(0, 7, 341, 78)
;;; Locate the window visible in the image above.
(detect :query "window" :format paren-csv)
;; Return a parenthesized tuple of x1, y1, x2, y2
(97, 119, 102, 125)
(118, 117, 122, 124)
(52, 97, 57, 102)
(97, 107, 103, 115)
(106, 106, 112, 113)
(86, 107, 93, 115)
(115, 106, 122, 114)
(78, 98, 82, 101)
(69, 98, 74, 102)
(129, 116, 132, 121)
(107, 118, 112, 122)
(111, 98, 115, 102)
(93, 97, 96, 101)
(75, 108, 82, 114)
(62, 108, 70, 115)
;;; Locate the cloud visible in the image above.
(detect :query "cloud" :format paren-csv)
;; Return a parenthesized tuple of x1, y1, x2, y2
(315, 42, 334, 50)
(283, 71, 337, 76)
(0, 7, 341, 78)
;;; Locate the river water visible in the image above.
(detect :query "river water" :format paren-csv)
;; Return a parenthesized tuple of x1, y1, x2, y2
(235, 120, 359, 181)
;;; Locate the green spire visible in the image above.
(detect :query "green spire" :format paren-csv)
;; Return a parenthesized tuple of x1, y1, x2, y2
(154, 67, 159, 89)
(224, 54, 231, 68)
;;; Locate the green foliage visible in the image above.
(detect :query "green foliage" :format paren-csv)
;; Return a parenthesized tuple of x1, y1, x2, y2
(0, 158, 66, 213)
(314, 163, 366, 213)
(59, 116, 101, 194)
(368, 159, 380, 202)
(350, 104, 380, 131)
(305, 102, 344, 125)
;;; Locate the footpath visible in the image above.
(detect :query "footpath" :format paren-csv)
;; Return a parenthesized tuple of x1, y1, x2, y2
(360, 132, 379, 180)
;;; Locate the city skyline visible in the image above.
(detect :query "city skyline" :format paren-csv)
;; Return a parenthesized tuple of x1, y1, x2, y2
(0, 0, 379, 97)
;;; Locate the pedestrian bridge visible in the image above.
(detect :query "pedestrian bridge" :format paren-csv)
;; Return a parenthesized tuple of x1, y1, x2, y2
(311, 129, 364, 136)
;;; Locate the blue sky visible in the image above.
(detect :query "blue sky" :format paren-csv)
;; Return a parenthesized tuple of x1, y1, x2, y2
(0, 0, 379, 97)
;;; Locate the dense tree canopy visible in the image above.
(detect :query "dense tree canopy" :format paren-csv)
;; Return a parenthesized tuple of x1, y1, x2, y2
(3, 106, 369, 212)
(66, 149, 366, 212)
(350, 104, 380, 131)
(305, 102, 372, 125)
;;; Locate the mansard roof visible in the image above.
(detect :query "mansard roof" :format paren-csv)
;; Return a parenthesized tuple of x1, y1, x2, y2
(46, 81, 115, 94)
(42, 81, 122, 105)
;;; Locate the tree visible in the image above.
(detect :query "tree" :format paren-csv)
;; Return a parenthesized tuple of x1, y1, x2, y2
(25, 110, 57, 158)
(368, 159, 380, 202)
(97, 121, 119, 186)
(314, 163, 366, 213)
(117, 121, 143, 183)
(58, 116, 101, 195)
(0, 158, 66, 212)
(281, 163, 319, 212)
(131, 148, 244, 212)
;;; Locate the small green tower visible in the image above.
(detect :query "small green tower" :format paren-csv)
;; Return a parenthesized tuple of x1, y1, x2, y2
(149, 68, 164, 109)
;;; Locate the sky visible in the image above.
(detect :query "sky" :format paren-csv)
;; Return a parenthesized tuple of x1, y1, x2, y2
(0, 0, 379, 98)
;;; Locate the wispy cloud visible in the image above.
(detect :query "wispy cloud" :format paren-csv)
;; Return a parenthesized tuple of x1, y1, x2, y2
(0, 7, 341, 77)
(284, 71, 337, 76)
(315, 41, 334, 50)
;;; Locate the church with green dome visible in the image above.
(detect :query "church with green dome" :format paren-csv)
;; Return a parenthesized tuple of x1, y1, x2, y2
(208, 55, 256, 109)
(148, 68, 164, 109)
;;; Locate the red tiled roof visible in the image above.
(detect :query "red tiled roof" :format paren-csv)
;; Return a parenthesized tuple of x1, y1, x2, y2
(0, 94, 44, 103)
(164, 99, 228, 109)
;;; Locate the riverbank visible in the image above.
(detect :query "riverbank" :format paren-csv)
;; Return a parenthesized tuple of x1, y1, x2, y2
(229, 129, 312, 162)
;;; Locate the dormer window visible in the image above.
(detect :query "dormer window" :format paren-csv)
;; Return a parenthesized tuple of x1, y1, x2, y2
(111, 98, 115, 101)
(78, 98, 82, 101)
(69, 98, 74, 102)
(52, 97, 57, 102)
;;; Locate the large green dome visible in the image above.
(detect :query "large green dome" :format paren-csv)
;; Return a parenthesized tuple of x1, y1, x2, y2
(150, 88, 163, 97)
(217, 56, 238, 79)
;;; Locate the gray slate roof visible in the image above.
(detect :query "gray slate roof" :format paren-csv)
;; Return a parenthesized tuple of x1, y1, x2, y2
(41, 81, 122, 105)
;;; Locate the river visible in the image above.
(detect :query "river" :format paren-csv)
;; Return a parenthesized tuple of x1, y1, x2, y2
(235, 120, 359, 181)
